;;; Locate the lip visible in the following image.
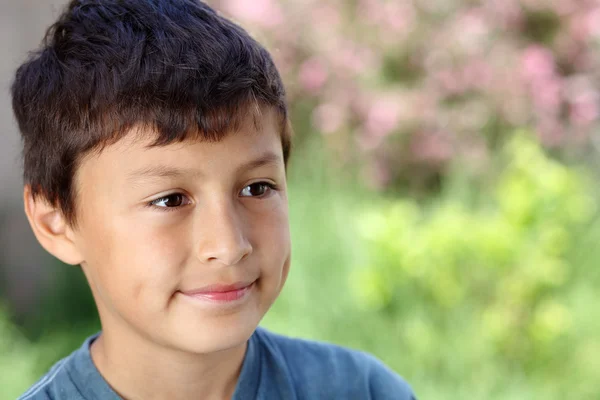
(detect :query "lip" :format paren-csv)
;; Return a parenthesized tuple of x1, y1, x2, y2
(179, 280, 255, 303)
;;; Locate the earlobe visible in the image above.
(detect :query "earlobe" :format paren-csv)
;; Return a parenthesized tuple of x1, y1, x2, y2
(23, 186, 84, 265)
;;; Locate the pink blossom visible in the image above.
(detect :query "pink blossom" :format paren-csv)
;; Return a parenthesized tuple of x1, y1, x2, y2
(565, 78, 599, 127)
(311, 4, 341, 30)
(220, 0, 283, 28)
(383, 2, 416, 34)
(312, 102, 348, 134)
(531, 77, 563, 117)
(455, 8, 490, 53)
(357, 0, 385, 26)
(536, 119, 565, 147)
(551, 0, 579, 16)
(521, 45, 556, 81)
(212, 0, 600, 190)
(554, 32, 589, 71)
(364, 98, 401, 138)
(306, 4, 344, 53)
(462, 59, 492, 91)
(410, 91, 438, 122)
(587, 7, 600, 38)
(569, 13, 592, 43)
(521, 46, 564, 117)
(409, 131, 454, 166)
(298, 57, 328, 95)
(486, 0, 523, 29)
(329, 43, 377, 76)
(520, 0, 551, 12)
(434, 69, 466, 95)
(570, 95, 599, 127)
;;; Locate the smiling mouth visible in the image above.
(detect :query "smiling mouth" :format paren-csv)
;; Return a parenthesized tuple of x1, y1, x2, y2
(179, 280, 256, 303)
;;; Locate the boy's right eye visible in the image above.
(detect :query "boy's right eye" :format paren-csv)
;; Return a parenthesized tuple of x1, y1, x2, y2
(148, 193, 191, 209)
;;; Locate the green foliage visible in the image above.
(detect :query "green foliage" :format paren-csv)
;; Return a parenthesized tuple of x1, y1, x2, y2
(523, 9, 562, 45)
(350, 133, 599, 398)
(0, 306, 38, 399)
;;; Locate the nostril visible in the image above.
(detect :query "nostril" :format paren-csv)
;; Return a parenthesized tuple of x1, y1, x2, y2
(201, 240, 252, 266)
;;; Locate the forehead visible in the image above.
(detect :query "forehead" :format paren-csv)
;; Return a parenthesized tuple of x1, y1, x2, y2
(93, 106, 279, 158)
(76, 107, 284, 186)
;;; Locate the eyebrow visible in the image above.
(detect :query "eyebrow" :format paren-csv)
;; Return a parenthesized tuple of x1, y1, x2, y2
(126, 151, 283, 182)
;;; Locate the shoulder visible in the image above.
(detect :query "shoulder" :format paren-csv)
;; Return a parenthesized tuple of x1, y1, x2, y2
(254, 327, 416, 399)
(17, 337, 93, 400)
(17, 357, 73, 400)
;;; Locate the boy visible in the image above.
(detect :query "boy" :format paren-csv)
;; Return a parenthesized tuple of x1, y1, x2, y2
(12, 1, 416, 399)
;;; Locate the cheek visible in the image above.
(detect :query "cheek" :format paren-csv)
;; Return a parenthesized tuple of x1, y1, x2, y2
(252, 203, 291, 276)
(80, 209, 190, 305)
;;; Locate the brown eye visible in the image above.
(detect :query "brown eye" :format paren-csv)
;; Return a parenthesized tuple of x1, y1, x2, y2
(151, 193, 187, 208)
(240, 182, 274, 197)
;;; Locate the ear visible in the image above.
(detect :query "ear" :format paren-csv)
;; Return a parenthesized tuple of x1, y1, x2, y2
(23, 185, 84, 265)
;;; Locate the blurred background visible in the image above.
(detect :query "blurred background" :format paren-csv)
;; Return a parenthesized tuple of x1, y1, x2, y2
(1, 0, 600, 398)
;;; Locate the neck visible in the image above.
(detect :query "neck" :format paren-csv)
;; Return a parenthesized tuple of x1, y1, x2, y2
(90, 325, 247, 400)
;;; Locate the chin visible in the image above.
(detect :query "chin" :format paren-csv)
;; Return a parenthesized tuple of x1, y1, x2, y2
(170, 315, 260, 355)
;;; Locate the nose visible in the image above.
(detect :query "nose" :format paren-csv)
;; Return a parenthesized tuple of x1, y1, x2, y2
(195, 200, 252, 266)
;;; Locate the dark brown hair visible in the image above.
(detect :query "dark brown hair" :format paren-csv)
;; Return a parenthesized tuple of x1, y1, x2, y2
(11, 0, 291, 225)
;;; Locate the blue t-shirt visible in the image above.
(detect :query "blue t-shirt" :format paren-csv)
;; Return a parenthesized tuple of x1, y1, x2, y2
(18, 327, 416, 399)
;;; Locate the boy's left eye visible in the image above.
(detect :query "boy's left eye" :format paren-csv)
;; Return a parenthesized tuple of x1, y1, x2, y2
(240, 182, 276, 198)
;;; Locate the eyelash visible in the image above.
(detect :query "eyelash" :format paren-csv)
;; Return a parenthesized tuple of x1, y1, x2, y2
(146, 181, 278, 212)
(146, 193, 191, 212)
(239, 181, 278, 198)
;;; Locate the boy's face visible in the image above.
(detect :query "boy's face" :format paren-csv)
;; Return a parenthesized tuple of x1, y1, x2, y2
(70, 108, 290, 354)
